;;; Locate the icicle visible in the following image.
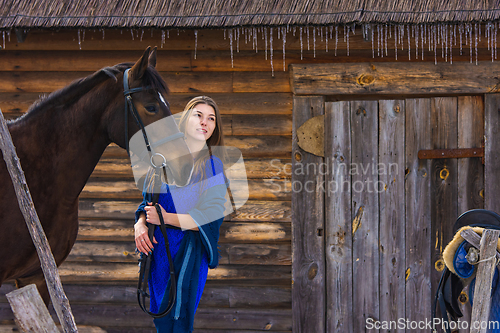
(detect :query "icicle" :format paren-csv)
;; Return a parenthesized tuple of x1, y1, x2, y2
(194, 30, 198, 60)
(307, 26, 310, 51)
(394, 25, 398, 60)
(293, 27, 296, 37)
(254, 27, 258, 53)
(131, 29, 134, 41)
(270, 27, 274, 76)
(78, 29, 82, 50)
(407, 25, 411, 60)
(433, 25, 437, 64)
(140, 30, 144, 42)
(325, 26, 329, 52)
(7, 30, 10, 43)
(299, 27, 303, 60)
(82, 30, 85, 43)
(371, 25, 375, 58)
(282, 26, 286, 71)
(450, 25, 453, 64)
(313, 26, 316, 58)
(421, 25, 425, 60)
(344, 26, 347, 57)
(229, 29, 234, 68)
(469, 24, 473, 63)
(236, 28, 240, 53)
(459, 24, 463, 55)
(445, 25, 448, 63)
(415, 25, 419, 59)
(335, 26, 338, 56)
(2, 31, 5, 50)
(320, 26, 324, 42)
(161, 30, 166, 48)
(246, 27, 249, 44)
(101, 29, 105, 40)
(167, 30, 170, 39)
(495, 22, 498, 60)
(377, 24, 380, 57)
(224, 29, 227, 40)
(265, 27, 268, 60)
(384, 24, 388, 57)
(277, 27, 280, 40)
(475, 23, 478, 65)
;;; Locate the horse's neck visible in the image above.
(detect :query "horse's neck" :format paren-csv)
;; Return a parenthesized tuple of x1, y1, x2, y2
(8, 85, 116, 203)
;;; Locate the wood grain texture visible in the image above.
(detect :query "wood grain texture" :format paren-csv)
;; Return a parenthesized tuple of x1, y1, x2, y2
(470, 229, 500, 333)
(378, 99, 406, 333)
(350, 100, 379, 332)
(430, 97, 458, 312)
(6, 284, 59, 333)
(76, 219, 291, 244)
(458, 96, 484, 213)
(405, 98, 433, 327)
(78, 199, 291, 222)
(291, 96, 325, 333)
(290, 62, 500, 95)
(458, 96, 484, 332)
(0, 92, 292, 116)
(324, 101, 352, 333)
(485, 94, 500, 214)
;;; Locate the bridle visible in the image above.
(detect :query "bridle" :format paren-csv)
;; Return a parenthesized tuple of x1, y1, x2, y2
(123, 68, 178, 318)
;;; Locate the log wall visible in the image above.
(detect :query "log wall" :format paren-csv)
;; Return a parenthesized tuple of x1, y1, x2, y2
(0, 26, 498, 332)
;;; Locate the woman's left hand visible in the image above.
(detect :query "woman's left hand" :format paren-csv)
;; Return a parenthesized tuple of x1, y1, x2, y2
(144, 202, 165, 225)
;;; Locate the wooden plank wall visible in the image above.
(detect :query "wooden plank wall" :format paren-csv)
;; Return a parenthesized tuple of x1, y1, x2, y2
(0, 29, 296, 332)
(315, 97, 485, 332)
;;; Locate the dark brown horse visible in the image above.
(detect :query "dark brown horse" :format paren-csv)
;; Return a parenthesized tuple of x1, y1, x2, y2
(0, 47, 188, 303)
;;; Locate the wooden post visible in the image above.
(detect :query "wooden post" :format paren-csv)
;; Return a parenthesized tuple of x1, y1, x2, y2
(6, 284, 59, 332)
(0, 109, 78, 333)
(470, 229, 500, 333)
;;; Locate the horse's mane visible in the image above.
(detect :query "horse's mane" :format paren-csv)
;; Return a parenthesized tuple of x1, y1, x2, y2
(9, 63, 169, 124)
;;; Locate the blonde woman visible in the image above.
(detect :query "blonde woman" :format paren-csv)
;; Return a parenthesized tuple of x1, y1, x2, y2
(135, 96, 226, 332)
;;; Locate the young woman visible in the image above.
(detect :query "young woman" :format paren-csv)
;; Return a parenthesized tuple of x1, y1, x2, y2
(134, 96, 226, 332)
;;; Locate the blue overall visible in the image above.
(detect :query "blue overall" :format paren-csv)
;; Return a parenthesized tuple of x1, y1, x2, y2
(136, 157, 226, 333)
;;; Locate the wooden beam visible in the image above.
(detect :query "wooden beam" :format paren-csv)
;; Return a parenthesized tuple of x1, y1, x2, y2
(290, 62, 500, 95)
(470, 229, 500, 333)
(0, 109, 77, 333)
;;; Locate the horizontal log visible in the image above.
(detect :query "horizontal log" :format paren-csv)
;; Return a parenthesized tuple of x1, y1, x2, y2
(56, 262, 290, 283)
(0, 283, 291, 309)
(290, 62, 500, 95)
(0, 300, 291, 331)
(0, 92, 292, 116)
(0, 50, 191, 72)
(76, 220, 291, 243)
(90, 158, 292, 179)
(66, 241, 291, 266)
(80, 178, 291, 201)
(233, 71, 290, 93)
(0, 71, 289, 94)
(101, 135, 292, 159)
(78, 199, 291, 222)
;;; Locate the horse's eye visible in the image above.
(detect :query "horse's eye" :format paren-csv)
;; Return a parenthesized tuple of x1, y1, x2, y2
(145, 105, 158, 114)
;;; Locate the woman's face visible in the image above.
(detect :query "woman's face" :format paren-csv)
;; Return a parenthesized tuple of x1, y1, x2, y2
(185, 103, 216, 143)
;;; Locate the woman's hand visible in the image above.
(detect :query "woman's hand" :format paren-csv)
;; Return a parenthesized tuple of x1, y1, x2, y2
(144, 202, 164, 225)
(135, 212, 157, 255)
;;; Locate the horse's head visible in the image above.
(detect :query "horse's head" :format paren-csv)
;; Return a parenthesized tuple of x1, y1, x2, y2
(105, 47, 193, 187)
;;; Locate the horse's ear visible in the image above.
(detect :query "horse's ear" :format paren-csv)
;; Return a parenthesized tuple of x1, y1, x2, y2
(130, 46, 151, 81)
(148, 47, 157, 68)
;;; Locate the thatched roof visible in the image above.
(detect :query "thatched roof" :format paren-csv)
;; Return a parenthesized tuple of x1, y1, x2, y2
(1, 0, 500, 29)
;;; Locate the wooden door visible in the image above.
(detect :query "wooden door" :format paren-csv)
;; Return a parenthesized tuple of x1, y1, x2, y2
(292, 96, 488, 333)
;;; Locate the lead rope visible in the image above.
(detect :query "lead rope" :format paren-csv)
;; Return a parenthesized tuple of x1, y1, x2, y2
(137, 166, 177, 318)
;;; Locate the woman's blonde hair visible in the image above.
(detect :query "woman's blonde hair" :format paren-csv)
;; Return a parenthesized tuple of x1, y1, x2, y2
(178, 96, 225, 180)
